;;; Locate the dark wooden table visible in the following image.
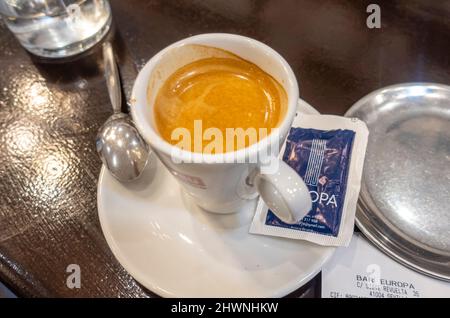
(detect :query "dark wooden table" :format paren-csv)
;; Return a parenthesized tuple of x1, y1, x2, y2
(0, 0, 448, 298)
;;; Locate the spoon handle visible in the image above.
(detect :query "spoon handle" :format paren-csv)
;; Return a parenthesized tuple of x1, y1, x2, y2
(103, 42, 122, 114)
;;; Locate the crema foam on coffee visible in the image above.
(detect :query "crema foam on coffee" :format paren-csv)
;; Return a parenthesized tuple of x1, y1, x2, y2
(153, 48, 287, 154)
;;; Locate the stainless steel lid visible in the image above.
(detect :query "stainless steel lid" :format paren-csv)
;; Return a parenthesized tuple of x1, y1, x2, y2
(345, 83, 450, 281)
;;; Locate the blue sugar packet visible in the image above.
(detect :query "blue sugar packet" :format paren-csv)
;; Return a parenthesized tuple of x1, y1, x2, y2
(250, 115, 368, 247)
(266, 128, 354, 237)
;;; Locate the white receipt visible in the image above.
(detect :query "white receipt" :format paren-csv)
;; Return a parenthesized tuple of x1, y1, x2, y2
(322, 233, 450, 298)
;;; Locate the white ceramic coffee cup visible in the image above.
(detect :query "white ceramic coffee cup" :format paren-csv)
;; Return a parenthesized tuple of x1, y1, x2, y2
(131, 33, 311, 223)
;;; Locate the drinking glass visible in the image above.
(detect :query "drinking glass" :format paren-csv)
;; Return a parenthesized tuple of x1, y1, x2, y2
(0, 0, 112, 58)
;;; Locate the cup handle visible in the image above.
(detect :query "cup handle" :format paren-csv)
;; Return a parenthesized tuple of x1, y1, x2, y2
(249, 158, 312, 224)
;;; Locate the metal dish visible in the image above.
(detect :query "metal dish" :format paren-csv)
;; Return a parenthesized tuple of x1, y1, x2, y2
(345, 83, 450, 281)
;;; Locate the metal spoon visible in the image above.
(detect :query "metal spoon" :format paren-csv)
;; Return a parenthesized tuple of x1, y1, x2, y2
(96, 42, 149, 182)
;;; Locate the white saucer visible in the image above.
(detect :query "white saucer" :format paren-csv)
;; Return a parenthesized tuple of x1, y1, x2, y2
(97, 99, 336, 297)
